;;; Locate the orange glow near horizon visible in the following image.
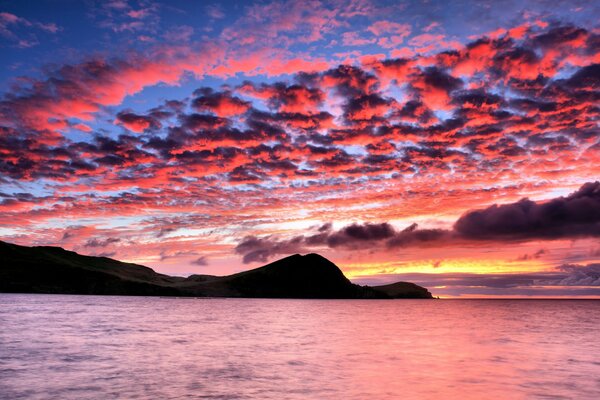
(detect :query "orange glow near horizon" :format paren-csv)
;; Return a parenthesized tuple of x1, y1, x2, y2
(342, 258, 552, 278)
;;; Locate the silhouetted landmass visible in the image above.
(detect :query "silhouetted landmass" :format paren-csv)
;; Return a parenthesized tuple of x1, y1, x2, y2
(0, 241, 183, 296)
(370, 282, 434, 299)
(0, 241, 433, 299)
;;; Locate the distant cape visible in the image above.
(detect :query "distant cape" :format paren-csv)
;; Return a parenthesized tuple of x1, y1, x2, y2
(0, 241, 433, 299)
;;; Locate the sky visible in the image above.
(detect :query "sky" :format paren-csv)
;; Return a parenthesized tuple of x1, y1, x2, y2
(0, 0, 599, 298)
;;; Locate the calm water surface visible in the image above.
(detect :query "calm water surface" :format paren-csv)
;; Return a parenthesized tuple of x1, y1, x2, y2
(1, 295, 599, 399)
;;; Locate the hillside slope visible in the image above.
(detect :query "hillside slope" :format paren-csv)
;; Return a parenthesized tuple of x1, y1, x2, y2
(0, 241, 433, 299)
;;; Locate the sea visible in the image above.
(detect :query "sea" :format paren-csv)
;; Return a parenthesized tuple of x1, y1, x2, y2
(1, 294, 599, 399)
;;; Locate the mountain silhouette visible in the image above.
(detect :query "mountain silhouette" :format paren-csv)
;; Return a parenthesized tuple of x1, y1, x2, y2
(0, 241, 433, 299)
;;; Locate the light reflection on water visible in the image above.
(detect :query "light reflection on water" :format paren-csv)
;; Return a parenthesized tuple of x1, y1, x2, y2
(1, 295, 599, 399)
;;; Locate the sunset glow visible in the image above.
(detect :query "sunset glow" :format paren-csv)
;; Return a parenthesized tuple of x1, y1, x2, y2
(1, 0, 599, 297)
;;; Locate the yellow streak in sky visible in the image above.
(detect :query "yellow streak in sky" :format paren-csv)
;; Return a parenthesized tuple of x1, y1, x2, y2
(341, 258, 551, 278)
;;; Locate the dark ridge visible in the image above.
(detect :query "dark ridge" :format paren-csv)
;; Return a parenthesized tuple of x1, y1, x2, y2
(0, 241, 183, 296)
(0, 241, 433, 299)
(371, 281, 433, 299)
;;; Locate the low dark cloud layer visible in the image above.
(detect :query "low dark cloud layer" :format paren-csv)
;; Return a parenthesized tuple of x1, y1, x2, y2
(235, 235, 306, 263)
(236, 182, 600, 262)
(235, 221, 451, 263)
(455, 181, 600, 240)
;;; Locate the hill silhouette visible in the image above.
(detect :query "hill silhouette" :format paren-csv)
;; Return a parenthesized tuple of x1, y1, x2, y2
(0, 241, 432, 299)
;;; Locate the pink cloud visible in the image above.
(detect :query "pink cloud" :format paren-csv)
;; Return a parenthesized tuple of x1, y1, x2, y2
(368, 21, 411, 37)
(0, 11, 61, 46)
(367, 20, 412, 49)
(342, 31, 375, 46)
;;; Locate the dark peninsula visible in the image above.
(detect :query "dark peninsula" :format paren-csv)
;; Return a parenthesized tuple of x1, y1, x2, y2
(0, 241, 433, 299)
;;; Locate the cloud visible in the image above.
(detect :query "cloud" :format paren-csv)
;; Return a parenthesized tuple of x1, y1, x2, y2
(164, 26, 195, 42)
(564, 63, 600, 90)
(239, 81, 325, 114)
(535, 264, 600, 286)
(234, 182, 600, 263)
(235, 235, 306, 263)
(386, 223, 451, 248)
(343, 93, 394, 123)
(220, 0, 341, 46)
(116, 111, 162, 132)
(205, 5, 225, 19)
(159, 249, 201, 261)
(367, 21, 411, 48)
(325, 222, 395, 245)
(342, 31, 374, 46)
(234, 222, 452, 263)
(191, 256, 208, 266)
(192, 88, 251, 117)
(92, 1, 160, 34)
(322, 64, 379, 97)
(0, 50, 214, 134)
(455, 182, 600, 240)
(85, 237, 121, 248)
(411, 66, 463, 109)
(516, 248, 547, 261)
(0, 12, 61, 48)
(368, 20, 410, 37)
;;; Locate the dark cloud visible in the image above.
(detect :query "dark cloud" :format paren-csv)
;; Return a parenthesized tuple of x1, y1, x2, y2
(493, 46, 539, 74)
(343, 93, 393, 123)
(192, 87, 251, 117)
(318, 222, 450, 249)
(325, 222, 396, 246)
(159, 249, 205, 263)
(516, 248, 547, 261)
(95, 251, 116, 258)
(0, 191, 47, 206)
(455, 181, 600, 240)
(84, 237, 121, 248)
(191, 256, 208, 266)
(535, 263, 600, 286)
(180, 113, 229, 131)
(235, 222, 452, 263)
(227, 165, 267, 182)
(156, 227, 177, 238)
(532, 25, 588, 49)
(61, 229, 76, 240)
(563, 63, 600, 89)
(508, 98, 557, 113)
(240, 81, 325, 113)
(234, 182, 600, 263)
(323, 64, 379, 97)
(386, 223, 451, 248)
(250, 109, 334, 130)
(235, 235, 306, 264)
(418, 66, 463, 93)
(396, 100, 434, 123)
(116, 111, 162, 132)
(452, 89, 504, 108)
(174, 146, 245, 166)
